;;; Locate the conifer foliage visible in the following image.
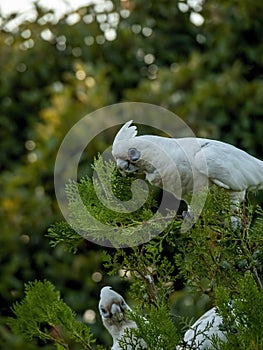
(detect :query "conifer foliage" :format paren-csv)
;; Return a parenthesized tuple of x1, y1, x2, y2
(9, 157, 263, 349)
(8, 280, 95, 350)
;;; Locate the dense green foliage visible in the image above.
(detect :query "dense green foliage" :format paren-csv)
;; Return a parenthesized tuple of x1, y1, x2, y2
(215, 274, 263, 349)
(1, 0, 263, 349)
(9, 158, 263, 349)
(8, 280, 95, 349)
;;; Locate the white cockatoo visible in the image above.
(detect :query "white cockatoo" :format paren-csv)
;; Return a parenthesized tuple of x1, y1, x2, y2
(112, 120, 263, 225)
(99, 286, 228, 349)
(177, 307, 226, 350)
(99, 286, 146, 350)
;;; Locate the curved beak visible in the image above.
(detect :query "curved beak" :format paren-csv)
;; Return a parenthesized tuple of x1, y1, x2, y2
(116, 159, 138, 174)
(117, 159, 130, 170)
(110, 303, 124, 322)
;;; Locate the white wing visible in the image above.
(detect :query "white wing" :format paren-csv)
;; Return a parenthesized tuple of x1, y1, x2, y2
(178, 307, 226, 350)
(195, 140, 263, 192)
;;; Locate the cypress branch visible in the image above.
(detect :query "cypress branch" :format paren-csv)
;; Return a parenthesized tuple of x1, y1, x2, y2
(8, 280, 95, 350)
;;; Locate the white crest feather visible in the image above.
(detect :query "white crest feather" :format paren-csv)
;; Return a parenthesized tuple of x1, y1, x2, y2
(113, 120, 137, 147)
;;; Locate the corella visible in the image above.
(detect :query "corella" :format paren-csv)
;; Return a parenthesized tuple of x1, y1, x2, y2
(112, 120, 263, 227)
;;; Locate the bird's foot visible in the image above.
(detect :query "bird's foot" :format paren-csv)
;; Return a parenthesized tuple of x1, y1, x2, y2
(182, 210, 194, 220)
(181, 210, 195, 230)
(230, 216, 242, 231)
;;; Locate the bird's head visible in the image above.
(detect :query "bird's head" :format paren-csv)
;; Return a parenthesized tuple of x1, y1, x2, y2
(112, 120, 140, 175)
(112, 120, 156, 177)
(99, 286, 130, 327)
(99, 286, 144, 349)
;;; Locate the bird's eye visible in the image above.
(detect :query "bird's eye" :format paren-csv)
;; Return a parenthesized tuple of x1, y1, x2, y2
(128, 148, 140, 161)
(121, 299, 127, 309)
(100, 306, 108, 316)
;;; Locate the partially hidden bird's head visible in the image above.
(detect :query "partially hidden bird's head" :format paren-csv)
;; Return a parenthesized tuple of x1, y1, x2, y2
(112, 120, 158, 178)
(99, 286, 130, 328)
(99, 286, 145, 350)
(112, 120, 140, 175)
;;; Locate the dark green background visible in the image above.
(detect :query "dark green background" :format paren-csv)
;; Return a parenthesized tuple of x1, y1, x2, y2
(0, 0, 262, 348)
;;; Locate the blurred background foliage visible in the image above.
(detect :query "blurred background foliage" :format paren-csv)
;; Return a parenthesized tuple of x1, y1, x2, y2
(0, 0, 262, 348)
